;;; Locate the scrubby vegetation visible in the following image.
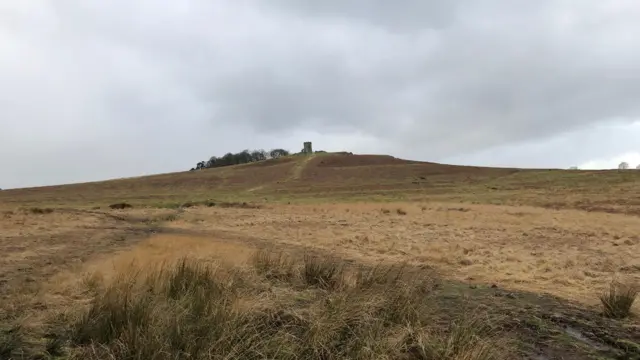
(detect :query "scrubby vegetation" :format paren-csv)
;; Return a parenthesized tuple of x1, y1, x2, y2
(191, 148, 291, 170)
(35, 252, 510, 360)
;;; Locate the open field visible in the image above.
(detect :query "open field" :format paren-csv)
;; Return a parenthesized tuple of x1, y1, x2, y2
(2, 154, 640, 359)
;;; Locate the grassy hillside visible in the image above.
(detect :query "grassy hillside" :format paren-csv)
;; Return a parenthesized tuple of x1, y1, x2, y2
(3, 153, 640, 359)
(2, 153, 640, 213)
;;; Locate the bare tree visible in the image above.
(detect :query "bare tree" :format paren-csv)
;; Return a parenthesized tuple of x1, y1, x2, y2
(619, 162, 629, 170)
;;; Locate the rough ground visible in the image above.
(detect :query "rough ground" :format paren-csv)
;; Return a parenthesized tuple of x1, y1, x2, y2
(1, 154, 640, 359)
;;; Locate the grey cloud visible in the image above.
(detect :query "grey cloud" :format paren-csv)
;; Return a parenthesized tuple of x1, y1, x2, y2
(261, 0, 457, 30)
(2, 0, 640, 188)
(56, 0, 640, 148)
(442, 120, 640, 169)
(222, 0, 640, 157)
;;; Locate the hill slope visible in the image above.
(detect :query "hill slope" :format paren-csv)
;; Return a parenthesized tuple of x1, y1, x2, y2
(1, 153, 639, 214)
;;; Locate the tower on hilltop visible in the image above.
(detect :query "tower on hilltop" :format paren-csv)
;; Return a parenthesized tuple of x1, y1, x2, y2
(303, 141, 313, 154)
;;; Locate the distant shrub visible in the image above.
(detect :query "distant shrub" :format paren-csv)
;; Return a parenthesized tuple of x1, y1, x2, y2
(29, 207, 54, 214)
(108, 203, 132, 210)
(396, 208, 408, 215)
(192, 148, 291, 171)
(159, 213, 179, 222)
(180, 201, 197, 208)
(218, 202, 262, 209)
(459, 259, 474, 266)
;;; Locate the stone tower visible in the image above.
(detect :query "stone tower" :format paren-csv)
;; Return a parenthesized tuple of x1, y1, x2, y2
(303, 141, 313, 154)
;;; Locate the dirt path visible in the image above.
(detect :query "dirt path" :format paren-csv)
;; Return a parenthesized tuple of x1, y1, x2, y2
(288, 154, 316, 181)
(0, 209, 174, 318)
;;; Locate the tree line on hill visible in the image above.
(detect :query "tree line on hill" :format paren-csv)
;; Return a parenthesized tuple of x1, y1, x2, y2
(191, 148, 290, 171)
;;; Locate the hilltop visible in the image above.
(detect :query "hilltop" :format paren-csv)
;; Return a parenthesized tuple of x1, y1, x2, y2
(1, 152, 639, 215)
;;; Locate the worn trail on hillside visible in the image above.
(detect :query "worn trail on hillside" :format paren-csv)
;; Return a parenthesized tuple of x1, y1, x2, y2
(288, 154, 316, 181)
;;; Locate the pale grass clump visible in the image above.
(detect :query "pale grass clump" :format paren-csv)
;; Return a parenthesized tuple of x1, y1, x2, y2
(302, 254, 346, 289)
(251, 249, 296, 282)
(600, 280, 639, 319)
(354, 262, 405, 288)
(41, 253, 511, 360)
(402, 316, 505, 360)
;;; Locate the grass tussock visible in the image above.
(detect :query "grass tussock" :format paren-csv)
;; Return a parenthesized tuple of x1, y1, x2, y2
(108, 202, 133, 210)
(251, 250, 296, 281)
(50, 255, 510, 360)
(402, 316, 503, 360)
(302, 255, 346, 290)
(0, 325, 24, 360)
(27, 207, 54, 214)
(354, 262, 407, 289)
(44, 335, 66, 357)
(600, 280, 639, 319)
(158, 213, 179, 222)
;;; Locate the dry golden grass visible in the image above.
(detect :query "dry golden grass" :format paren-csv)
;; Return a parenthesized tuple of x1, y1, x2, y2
(2, 233, 513, 359)
(2, 154, 640, 358)
(160, 202, 640, 307)
(58, 253, 510, 359)
(6, 201, 636, 309)
(1, 201, 640, 358)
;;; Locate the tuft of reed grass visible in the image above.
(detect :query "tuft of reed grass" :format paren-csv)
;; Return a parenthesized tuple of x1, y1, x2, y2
(402, 315, 507, 360)
(354, 262, 407, 289)
(302, 255, 346, 290)
(600, 280, 639, 319)
(44, 335, 66, 357)
(0, 325, 23, 360)
(251, 250, 297, 282)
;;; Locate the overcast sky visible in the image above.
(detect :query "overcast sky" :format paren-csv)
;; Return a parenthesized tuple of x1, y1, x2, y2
(2, 1, 640, 189)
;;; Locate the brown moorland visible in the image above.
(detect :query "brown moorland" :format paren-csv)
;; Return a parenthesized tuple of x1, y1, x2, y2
(1, 153, 640, 359)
